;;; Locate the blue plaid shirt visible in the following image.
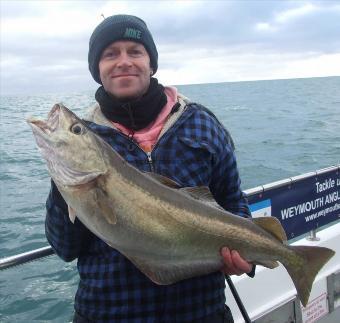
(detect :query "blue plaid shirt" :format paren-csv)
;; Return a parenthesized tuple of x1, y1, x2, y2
(45, 102, 251, 322)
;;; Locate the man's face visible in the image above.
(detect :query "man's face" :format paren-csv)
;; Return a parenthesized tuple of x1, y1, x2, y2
(98, 40, 152, 100)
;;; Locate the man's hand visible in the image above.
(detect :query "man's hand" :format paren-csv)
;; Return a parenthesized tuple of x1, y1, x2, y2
(220, 247, 253, 276)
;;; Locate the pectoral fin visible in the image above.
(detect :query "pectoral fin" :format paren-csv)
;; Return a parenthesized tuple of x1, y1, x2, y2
(94, 187, 117, 225)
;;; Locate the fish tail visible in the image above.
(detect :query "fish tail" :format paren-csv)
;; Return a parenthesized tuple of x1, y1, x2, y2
(284, 245, 335, 307)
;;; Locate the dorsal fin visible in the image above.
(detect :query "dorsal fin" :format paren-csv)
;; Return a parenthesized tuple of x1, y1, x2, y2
(144, 174, 225, 211)
(253, 217, 287, 242)
(180, 186, 215, 202)
(180, 187, 226, 211)
(146, 172, 182, 189)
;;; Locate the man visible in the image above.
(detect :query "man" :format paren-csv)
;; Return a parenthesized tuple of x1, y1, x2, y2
(46, 14, 254, 322)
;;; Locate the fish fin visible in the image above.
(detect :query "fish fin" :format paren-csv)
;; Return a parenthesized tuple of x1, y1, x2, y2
(181, 186, 214, 201)
(181, 187, 226, 211)
(253, 260, 279, 269)
(145, 172, 224, 211)
(181, 187, 227, 211)
(146, 172, 182, 189)
(284, 245, 335, 307)
(68, 205, 76, 224)
(95, 188, 117, 225)
(126, 255, 221, 285)
(252, 217, 287, 242)
(145, 173, 221, 209)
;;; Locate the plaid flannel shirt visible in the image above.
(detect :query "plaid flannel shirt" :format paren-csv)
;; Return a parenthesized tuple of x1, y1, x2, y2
(45, 102, 251, 322)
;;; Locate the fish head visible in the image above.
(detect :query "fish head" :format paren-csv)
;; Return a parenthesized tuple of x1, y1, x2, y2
(27, 103, 109, 187)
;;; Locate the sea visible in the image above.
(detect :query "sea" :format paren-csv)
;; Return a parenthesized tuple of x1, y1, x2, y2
(0, 76, 339, 322)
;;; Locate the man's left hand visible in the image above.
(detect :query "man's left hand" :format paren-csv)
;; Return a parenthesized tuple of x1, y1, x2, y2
(220, 247, 253, 276)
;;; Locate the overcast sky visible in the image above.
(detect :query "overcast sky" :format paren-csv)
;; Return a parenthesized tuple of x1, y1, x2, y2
(1, 0, 340, 95)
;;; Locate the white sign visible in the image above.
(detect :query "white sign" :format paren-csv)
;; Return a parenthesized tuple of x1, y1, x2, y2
(302, 293, 328, 323)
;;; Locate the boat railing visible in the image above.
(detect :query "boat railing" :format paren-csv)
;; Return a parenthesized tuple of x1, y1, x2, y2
(0, 246, 54, 271)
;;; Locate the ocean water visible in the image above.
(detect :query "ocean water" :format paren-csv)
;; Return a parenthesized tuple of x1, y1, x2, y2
(0, 76, 339, 322)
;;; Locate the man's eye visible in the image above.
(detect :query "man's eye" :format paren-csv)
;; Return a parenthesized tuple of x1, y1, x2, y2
(102, 51, 117, 59)
(130, 50, 142, 56)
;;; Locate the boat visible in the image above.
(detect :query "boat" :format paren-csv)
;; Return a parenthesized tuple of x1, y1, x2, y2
(1, 165, 339, 322)
(227, 165, 340, 322)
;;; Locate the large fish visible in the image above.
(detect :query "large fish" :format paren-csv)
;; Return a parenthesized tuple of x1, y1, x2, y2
(27, 103, 334, 307)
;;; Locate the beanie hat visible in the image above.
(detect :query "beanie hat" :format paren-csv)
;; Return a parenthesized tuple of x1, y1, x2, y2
(88, 14, 158, 84)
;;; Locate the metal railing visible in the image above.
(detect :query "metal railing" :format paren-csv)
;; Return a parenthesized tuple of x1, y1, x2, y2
(0, 246, 54, 271)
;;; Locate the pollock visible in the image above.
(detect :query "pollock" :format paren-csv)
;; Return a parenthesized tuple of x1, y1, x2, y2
(27, 104, 335, 307)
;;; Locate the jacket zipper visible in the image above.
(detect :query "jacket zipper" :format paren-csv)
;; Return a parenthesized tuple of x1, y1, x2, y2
(146, 151, 154, 172)
(141, 104, 189, 172)
(111, 130, 155, 172)
(106, 103, 189, 173)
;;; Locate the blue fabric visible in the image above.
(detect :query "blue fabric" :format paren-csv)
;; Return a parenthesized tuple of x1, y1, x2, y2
(45, 103, 251, 322)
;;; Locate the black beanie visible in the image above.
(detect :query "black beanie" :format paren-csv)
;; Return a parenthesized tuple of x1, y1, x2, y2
(88, 14, 158, 84)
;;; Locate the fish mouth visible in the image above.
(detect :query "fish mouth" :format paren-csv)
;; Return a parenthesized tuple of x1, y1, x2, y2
(27, 103, 61, 137)
(27, 104, 103, 187)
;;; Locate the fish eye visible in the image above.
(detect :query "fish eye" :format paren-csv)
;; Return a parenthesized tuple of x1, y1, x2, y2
(70, 123, 84, 135)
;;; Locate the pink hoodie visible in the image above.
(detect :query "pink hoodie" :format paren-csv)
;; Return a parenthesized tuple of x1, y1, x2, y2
(111, 86, 178, 152)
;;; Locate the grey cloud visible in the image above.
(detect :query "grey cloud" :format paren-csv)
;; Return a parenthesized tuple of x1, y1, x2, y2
(148, 2, 287, 42)
(148, 1, 340, 53)
(2, 58, 96, 95)
(1, 0, 107, 18)
(3, 34, 89, 62)
(269, 6, 340, 53)
(1, 0, 339, 95)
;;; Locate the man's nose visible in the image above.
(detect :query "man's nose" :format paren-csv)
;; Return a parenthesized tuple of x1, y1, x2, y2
(116, 52, 132, 68)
